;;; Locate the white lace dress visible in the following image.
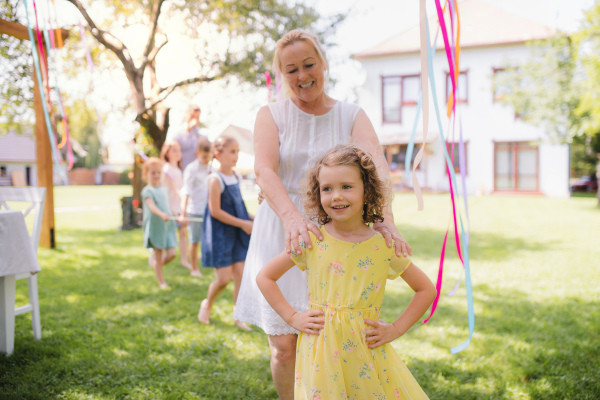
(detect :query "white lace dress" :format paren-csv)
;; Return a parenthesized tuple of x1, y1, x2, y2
(233, 98, 361, 335)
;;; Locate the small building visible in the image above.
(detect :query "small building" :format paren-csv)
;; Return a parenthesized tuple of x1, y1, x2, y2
(0, 131, 37, 186)
(217, 125, 255, 177)
(354, 0, 570, 197)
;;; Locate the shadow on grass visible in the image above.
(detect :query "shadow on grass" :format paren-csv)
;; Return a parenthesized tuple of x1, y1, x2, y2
(1, 227, 598, 399)
(396, 225, 553, 261)
(381, 284, 600, 400)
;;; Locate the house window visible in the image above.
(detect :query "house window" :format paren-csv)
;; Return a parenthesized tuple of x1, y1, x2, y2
(385, 144, 421, 171)
(446, 71, 468, 104)
(494, 142, 538, 191)
(381, 74, 421, 123)
(402, 75, 420, 105)
(444, 142, 467, 175)
(382, 77, 402, 123)
(492, 68, 510, 102)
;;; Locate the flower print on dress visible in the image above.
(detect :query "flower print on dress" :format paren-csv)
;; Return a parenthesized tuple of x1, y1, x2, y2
(374, 282, 382, 292)
(327, 261, 346, 276)
(342, 339, 358, 352)
(360, 282, 375, 300)
(295, 372, 302, 387)
(357, 256, 374, 271)
(310, 386, 322, 400)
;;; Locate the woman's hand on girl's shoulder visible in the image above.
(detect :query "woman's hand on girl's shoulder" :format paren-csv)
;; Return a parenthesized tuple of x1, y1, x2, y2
(288, 310, 325, 335)
(372, 221, 412, 257)
(364, 319, 402, 348)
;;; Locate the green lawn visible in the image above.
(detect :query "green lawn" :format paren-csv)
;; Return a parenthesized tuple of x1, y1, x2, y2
(1, 186, 599, 399)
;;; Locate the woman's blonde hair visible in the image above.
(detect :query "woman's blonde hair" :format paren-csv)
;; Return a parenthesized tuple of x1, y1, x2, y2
(272, 29, 329, 99)
(142, 157, 164, 182)
(160, 140, 182, 169)
(303, 144, 391, 225)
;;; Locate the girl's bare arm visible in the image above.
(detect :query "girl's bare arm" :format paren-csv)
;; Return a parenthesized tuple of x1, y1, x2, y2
(144, 197, 170, 221)
(256, 251, 324, 335)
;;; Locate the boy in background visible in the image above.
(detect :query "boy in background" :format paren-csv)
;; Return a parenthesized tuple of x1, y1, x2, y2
(181, 137, 212, 277)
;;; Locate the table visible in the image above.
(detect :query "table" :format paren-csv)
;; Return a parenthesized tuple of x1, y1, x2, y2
(0, 210, 40, 354)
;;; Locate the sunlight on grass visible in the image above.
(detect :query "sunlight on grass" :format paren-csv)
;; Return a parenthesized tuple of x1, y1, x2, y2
(0, 187, 599, 399)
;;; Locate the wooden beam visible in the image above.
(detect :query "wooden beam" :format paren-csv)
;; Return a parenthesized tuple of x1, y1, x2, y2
(0, 17, 69, 42)
(33, 49, 56, 249)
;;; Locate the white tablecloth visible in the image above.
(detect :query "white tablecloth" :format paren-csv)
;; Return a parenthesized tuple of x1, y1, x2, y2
(0, 210, 40, 277)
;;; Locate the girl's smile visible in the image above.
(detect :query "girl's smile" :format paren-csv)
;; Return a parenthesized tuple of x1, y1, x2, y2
(319, 164, 365, 225)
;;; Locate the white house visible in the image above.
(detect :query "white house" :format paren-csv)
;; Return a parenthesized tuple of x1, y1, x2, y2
(354, 0, 570, 197)
(0, 131, 37, 186)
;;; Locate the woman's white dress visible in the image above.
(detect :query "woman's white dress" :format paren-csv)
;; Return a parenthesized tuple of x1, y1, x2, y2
(233, 98, 361, 335)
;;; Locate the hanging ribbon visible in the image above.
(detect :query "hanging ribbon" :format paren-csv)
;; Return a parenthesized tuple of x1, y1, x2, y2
(23, 0, 64, 176)
(423, 229, 448, 323)
(412, 0, 430, 211)
(265, 71, 272, 103)
(41, 12, 74, 170)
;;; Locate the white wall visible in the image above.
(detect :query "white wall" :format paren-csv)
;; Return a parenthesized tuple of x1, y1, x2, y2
(357, 43, 570, 197)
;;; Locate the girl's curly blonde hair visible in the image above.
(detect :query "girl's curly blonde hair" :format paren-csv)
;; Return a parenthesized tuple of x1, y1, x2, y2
(302, 144, 391, 225)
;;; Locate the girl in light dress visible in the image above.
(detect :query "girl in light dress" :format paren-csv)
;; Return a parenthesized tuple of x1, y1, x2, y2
(198, 136, 253, 331)
(141, 158, 178, 290)
(257, 144, 435, 399)
(160, 140, 199, 274)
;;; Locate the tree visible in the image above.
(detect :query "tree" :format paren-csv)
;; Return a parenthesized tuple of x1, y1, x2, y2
(0, 0, 34, 133)
(63, 0, 341, 152)
(500, 1, 600, 204)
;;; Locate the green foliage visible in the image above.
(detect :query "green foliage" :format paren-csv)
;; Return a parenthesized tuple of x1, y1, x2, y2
(570, 134, 600, 177)
(1, 188, 599, 399)
(499, 34, 582, 141)
(65, 101, 103, 169)
(0, 0, 35, 133)
(574, 1, 600, 135)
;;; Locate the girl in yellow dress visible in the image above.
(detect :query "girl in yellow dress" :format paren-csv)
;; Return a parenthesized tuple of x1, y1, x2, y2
(257, 144, 436, 399)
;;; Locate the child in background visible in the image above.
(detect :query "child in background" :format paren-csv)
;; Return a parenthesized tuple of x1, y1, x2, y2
(142, 157, 178, 290)
(198, 136, 253, 331)
(160, 140, 192, 271)
(181, 137, 213, 277)
(257, 144, 435, 399)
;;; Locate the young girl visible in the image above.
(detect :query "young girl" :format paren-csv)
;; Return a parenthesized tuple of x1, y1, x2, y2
(142, 157, 178, 290)
(257, 144, 436, 399)
(198, 136, 253, 331)
(160, 140, 195, 274)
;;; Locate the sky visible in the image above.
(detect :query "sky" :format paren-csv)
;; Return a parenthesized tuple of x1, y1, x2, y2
(35, 0, 596, 145)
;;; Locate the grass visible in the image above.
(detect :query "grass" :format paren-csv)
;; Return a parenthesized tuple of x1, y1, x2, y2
(1, 185, 599, 399)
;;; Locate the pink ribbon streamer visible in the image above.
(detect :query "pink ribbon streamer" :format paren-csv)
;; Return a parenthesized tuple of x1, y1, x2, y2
(423, 230, 448, 323)
(265, 71, 272, 103)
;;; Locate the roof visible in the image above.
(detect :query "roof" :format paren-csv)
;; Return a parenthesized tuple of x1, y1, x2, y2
(218, 125, 253, 154)
(0, 131, 36, 163)
(354, 0, 556, 60)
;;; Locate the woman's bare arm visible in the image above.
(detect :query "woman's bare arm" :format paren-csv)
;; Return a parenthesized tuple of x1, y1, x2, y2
(351, 109, 412, 257)
(254, 106, 322, 253)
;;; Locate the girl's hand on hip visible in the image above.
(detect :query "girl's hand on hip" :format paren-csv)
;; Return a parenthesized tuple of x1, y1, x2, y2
(284, 212, 322, 254)
(373, 221, 412, 257)
(288, 310, 325, 335)
(364, 319, 402, 348)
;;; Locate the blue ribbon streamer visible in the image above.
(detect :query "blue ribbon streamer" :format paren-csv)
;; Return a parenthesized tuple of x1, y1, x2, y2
(22, 1, 64, 177)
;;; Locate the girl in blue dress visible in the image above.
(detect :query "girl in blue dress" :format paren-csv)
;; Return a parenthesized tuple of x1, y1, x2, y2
(198, 136, 253, 330)
(141, 157, 178, 290)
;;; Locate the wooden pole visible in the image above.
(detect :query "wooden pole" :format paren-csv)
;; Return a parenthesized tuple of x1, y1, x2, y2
(0, 18, 69, 249)
(33, 51, 56, 249)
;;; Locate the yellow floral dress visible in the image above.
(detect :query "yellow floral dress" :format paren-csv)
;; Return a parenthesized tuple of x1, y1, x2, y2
(290, 227, 429, 400)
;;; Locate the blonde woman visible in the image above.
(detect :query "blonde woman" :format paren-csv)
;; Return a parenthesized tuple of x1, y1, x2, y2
(234, 29, 412, 400)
